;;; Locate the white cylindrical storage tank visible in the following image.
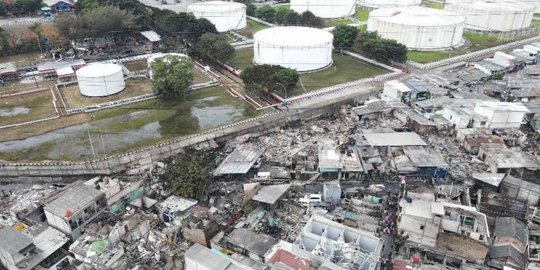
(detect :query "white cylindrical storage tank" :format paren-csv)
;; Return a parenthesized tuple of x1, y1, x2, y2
(187, 1, 246, 32)
(76, 63, 125, 97)
(367, 6, 465, 50)
(147, 53, 189, 79)
(358, 0, 420, 8)
(290, 0, 355, 18)
(444, 0, 534, 32)
(253, 26, 333, 72)
(521, 0, 540, 13)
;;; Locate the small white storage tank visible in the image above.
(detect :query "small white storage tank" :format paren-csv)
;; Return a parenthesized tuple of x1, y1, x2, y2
(290, 0, 356, 18)
(367, 6, 465, 50)
(187, 1, 246, 32)
(253, 26, 333, 72)
(445, 0, 534, 32)
(76, 63, 125, 97)
(358, 0, 420, 8)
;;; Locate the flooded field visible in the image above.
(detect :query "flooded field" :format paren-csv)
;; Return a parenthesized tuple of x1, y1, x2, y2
(0, 87, 260, 161)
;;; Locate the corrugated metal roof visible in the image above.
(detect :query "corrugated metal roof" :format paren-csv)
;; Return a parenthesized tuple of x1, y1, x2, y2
(213, 144, 264, 175)
(140, 30, 161, 42)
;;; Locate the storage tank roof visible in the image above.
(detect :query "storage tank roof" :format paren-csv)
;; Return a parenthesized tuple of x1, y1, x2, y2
(254, 26, 333, 47)
(370, 6, 465, 26)
(188, 1, 246, 12)
(446, 0, 534, 12)
(76, 63, 122, 77)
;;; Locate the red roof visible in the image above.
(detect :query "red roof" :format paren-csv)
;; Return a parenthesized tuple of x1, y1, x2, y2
(270, 249, 314, 270)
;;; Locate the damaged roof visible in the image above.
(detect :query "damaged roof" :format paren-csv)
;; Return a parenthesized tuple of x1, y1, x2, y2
(227, 228, 278, 257)
(44, 183, 104, 218)
(494, 217, 528, 245)
(472, 173, 506, 187)
(362, 132, 427, 147)
(252, 184, 290, 205)
(185, 243, 244, 270)
(214, 144, 264, 175)
(0, 226, 33, 255)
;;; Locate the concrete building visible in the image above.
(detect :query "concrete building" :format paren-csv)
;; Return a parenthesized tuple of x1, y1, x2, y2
(160, 195, 197, 226)
(0, 226, 69, 270)
(185, 243, 256, 270)
(226, 228, 278, 262)
(44, 183, 106, 239)
(295, 215, 383, 270)
(488, 217, 529, 269)
(474, 101, 530, 129)
(500, 175, 540, 205)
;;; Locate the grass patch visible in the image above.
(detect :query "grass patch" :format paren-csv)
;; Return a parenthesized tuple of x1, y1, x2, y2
(228, 49, 254, 71)
(324, 18, 354, 27)
(229, 50, 388, 97)
(193, 68, 211, 84)
(408, 32, 507, 63)
(236, 18, 269, 38)
(357, 24, 367, 31)
(534, 20, 540, 26)
(274, 5, 289, 11)
(0, 91, 57, 126)
(124, 59, 148, 72)
(357, 7, 369, 21)
(61, 78, 154, 109)
(422, 0, 444, 9)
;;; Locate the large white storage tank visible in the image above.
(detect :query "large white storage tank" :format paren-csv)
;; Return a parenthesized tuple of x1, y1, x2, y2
(187, 1, 246, 32)
(290, 0, 356, 18)
(358, 0, 421, 8)
(445, 0, 534, 32)
(521, 0, 540, 12)
(367, 6, 465, 50)
(253, 26, 333, 72)
(76, 63, 125, 97)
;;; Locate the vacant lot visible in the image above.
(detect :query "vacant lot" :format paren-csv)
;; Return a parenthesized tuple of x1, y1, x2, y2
(61, 78, 154, 109)
(0, 90, 57, 126)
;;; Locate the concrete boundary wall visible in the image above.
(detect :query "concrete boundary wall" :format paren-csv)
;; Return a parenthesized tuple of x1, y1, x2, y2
(0, 89, 375, 178)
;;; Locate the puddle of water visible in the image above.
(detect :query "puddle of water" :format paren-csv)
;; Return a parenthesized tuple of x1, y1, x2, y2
(0, 107, 31, 117)
(0, 98, 249, 160)
(191, 105, 244, 129)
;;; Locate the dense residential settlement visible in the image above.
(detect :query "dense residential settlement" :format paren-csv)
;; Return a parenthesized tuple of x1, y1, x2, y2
(2, 0, 540, 269)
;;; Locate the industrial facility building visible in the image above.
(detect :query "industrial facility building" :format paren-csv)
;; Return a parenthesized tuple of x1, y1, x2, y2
(367, 6, 465, 50)
(253, 26, 333, 72)
(358, 0, 420, 8)
(445, 0, 534, 32)
(187, 1, 246, 32)
(290, 0, 356, 18)
(76, 63, 125, 97)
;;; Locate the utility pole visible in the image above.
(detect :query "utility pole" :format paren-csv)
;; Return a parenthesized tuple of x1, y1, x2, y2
(87, 126, 96, 156)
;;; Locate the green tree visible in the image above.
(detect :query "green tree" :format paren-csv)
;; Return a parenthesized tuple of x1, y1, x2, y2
(241, 64, 298, 96)
(54, 14, 84, 41)
(14, 0, 42, 15)
(353, 30, 407, 64)
(28, 22, 43, 53)
(163, 149, 211, 199)
(492, 73, 504, 80)
(81, 6, 135, 37)
(195, 33, 235, 62)
(285, 11, 300, 25)
(151, 54, 194, 100)
(332, 25, 358, 50)
(269, 68, 299, 96)
(78, 0, 100, 13)
(274, 8, 292, 24)
(185, 17, 217, 43)
(255, 5, 275, 23)
(299, 11, 324, 28)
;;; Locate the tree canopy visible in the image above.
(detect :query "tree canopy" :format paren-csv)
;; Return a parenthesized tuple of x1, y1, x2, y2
(163, 149, 211, 199)
(54, 6, 135, 39)
(332, 25, 358, 50)
(353, 32, 407, 64)
(150, 54, 194, 100)
(241, 64, 299, 96)
(252, 5, 324, 28)
(194, 33, 235, 63)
